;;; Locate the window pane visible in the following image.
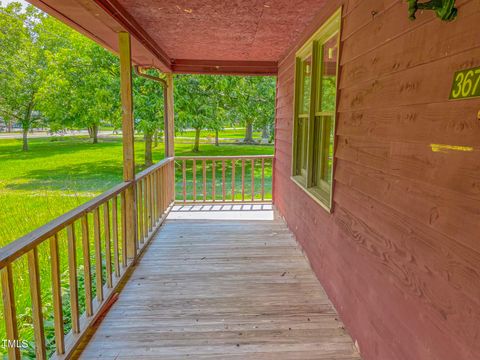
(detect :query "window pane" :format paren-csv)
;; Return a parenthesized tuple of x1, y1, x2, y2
(312, 117, 322, 185)
(300, 56, 312, 115)
(301, 117, 308, 173)
(312, 115, 334, 188)
(322, 115, 334, 185)
(319, 34, 338, 113)
(295, 117, 308, 177)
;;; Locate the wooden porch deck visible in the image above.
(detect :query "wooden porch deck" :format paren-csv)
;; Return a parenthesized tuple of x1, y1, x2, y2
(75, 208, 361, 359)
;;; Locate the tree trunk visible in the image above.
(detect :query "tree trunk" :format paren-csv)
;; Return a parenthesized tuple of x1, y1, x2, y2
(262, 126, 269, 140)
(22, 128, 29, 151)
(145, 132, 153, 166)
(7, 120, 12, 133)
(153, 129, 159, 148)
(22, 101, 34, 151)
(244, 121, 254, 143)
(89, 125, 99, 144)
(193, 127, 201, 152)
(215, 129, 219, 146)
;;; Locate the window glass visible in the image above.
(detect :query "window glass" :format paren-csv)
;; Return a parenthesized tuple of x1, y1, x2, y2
(300, 56, 312, 115)
(319, 35, 338, 113)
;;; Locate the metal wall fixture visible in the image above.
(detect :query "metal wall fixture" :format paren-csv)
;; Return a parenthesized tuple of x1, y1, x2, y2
(407, 0, 457, 21)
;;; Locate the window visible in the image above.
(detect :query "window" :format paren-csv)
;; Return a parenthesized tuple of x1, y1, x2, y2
(292, 9, 341, 212)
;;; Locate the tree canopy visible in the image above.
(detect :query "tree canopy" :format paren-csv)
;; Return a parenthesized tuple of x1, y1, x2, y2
(0, 2, 276, 156)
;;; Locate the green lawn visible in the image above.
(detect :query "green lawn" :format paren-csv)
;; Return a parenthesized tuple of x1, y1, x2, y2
(96, 127, 264, 141)
(0, 135, 273, 358)
(175, 128, 262, 140)
(0, 136, 273, 244)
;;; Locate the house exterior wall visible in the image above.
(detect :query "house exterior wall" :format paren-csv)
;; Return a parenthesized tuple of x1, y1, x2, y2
(273, 1, 480, 359)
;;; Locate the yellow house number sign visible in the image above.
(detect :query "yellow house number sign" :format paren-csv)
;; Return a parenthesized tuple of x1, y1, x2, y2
(450, 66, 480, 100)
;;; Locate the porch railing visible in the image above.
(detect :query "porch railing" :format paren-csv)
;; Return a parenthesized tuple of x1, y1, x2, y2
(174, 155, 274, 204)
(0, 157, 174, 360)
(0, 154, 271, 360)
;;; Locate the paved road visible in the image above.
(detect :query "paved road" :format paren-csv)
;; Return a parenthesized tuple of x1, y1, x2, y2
(0, 130, 115, 139)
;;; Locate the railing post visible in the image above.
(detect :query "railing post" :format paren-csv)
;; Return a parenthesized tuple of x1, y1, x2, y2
(119, 32, 137, 261)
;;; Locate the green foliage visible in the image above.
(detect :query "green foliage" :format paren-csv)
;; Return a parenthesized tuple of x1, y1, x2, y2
(0, 2, 121, 148)
(133, 70, 165, 135)
(37, 17, 121, 141)
(230, 76, 276, 133)
(0, 4, 46, 150)
(0, 3, 276, 153)
(174, 74, 276, 150)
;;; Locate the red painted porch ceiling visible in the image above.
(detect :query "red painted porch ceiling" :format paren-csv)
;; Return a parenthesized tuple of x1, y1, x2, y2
(116, 0, 328, 62)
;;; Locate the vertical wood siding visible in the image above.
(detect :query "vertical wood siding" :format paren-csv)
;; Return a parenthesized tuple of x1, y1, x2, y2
(273, 1, 480, 359)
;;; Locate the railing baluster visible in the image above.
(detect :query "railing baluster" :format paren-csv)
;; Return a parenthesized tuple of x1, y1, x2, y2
(171, 161, 175, 204)
(151, 172, 156, 226)
(231, 160, 236, 202)
(261, 158, 265, 201)
(212, 160, 216, 202)
(203, 159, 207, 202)
(149, 174, 153, 230)
(49, 234, 64, 354)
(144, 177, 149, 233)
(171, 162, 176, 206)
(93, 208, 103, 302)
(81, 216, 93, 316)
(192, 159, 197, 202)
(152, 171, 157, 225)
(146, 175, 151, 232)
(28, 247, 46, 360)
(162, 166, 166, 212)
(104, 202, 112, 288)
(150, 173, 155, 227)
(251, 159, 255, 201)
(222, 160, 226, 202)
(143, 179, 148, 240)
(168, 164, 171, 206)
(167, 164, 170, 209)
(182, 160, 186, 203)
(138, 180, 144, 244)
(159, 169, 163, 219)
(112, 195, 120, 277)
(1, 263, 21, 359)
(241, 159, 245, 202)
(156, 169, 161, 223)
(67, 224, 80, 333)
(121, 191, 127, 267)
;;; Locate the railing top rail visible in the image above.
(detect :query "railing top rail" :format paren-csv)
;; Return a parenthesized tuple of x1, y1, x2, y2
(0, 157, 174, 269)
(174, 155, 274, 161)
(136, 156, 174, 181)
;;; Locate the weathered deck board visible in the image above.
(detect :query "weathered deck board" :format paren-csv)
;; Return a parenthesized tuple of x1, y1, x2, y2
(76, 216, 360, 359)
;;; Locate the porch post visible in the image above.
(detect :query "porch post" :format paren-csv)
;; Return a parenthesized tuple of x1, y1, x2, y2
(165, 73, 175, 157)
(118, 32, 137, 260)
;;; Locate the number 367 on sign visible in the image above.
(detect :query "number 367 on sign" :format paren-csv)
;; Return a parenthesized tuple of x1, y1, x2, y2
(450, 66, 480, 100)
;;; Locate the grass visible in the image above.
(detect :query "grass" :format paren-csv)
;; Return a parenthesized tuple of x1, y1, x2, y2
(175, 128, 262, 140)
(0, 134, 273, 358)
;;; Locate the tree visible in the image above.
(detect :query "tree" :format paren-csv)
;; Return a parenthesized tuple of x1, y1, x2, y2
(175, 75, 218, 152)
(133, 70, 165, 166)
(0, 4, 47, 150)
(38, 22, 120, 144)
(231, 76, 276, 144)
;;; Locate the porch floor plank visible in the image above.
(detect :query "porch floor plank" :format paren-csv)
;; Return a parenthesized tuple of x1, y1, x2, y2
(76, 216, 361, 359)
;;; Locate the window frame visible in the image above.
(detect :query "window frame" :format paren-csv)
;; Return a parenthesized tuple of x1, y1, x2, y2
(291, 8, 342, 213)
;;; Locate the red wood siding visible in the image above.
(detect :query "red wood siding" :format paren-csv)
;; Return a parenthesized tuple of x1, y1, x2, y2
(273, 1, 480, 359)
